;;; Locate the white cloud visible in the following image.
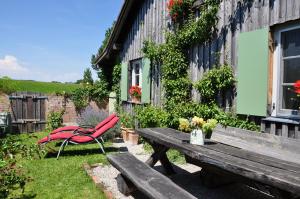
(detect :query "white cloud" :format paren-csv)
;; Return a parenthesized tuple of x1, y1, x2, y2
(0, 55, 28, 77)
(0, 55, 82, 82)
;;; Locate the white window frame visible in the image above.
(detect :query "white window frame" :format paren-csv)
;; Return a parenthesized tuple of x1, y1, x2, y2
(130, 59, 143, 88)
(272, 24, 300, 118)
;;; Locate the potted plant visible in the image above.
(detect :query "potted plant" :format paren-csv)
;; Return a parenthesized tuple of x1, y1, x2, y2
(120, 112, 139, 145)
(294, 80, 300, 111)
(129, 85, 141, 103)
(179, 116, 217, 145)
(120, 112, 134, 142)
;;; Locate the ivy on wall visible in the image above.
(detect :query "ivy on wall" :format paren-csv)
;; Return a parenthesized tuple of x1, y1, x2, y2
(143, 0, 220, 110)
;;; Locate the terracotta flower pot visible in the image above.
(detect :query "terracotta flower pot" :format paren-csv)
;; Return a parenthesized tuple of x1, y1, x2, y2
(127, 129, 139, 145)
(121, 127, 131, 142)
(132, 96, 141, 103)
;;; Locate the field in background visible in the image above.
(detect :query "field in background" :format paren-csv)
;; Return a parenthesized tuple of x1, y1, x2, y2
(0, 79, 81, 94)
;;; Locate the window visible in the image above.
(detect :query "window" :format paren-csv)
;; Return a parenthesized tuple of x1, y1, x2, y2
(128, 59, 142, 99)
(272, 25, 300, 117)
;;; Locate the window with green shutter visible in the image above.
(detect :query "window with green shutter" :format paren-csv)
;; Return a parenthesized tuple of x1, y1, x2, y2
(236, 28, 269, 116)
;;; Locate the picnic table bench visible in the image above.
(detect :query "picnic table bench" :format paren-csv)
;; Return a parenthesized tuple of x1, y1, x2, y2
(108, 127, 300, 199)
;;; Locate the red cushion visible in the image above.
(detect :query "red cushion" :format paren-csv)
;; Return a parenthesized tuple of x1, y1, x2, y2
(38, 132, 74, 144)
(38, 117, 119, 144)
(94, 114, 117, 130)
(71, 117, 119, 143)
(50, 126, 80, 134)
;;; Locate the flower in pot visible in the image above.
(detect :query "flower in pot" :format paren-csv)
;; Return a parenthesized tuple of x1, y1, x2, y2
(129, 85, 141, 103)
(120, 112, 135, 142)
(179, 116, 218, 145)
(202, 119, 218, 139)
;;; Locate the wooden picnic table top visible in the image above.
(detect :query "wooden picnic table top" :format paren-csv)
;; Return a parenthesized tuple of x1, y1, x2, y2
(136, 128, 300, 195)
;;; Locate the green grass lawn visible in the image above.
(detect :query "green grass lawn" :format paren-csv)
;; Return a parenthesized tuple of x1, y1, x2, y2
(9, 132, 115, 199)
(0, 79, 81, 94)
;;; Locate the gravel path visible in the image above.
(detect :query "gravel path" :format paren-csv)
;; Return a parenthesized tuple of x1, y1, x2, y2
(92, 139, 273, 199)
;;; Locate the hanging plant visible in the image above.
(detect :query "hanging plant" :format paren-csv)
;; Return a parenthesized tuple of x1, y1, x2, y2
(167, 0, 193, 23)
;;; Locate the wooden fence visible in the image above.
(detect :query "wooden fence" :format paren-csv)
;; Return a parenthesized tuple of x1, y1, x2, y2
(9, 92, 47, 133)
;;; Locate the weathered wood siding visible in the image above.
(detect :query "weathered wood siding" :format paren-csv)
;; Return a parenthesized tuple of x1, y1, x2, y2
(119, 0, 300, 108)
(120, 0, 168, 106)
(190, 0, 300, 105)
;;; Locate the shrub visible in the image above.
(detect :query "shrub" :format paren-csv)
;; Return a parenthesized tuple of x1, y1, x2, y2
(134, 105, 168, 128)
(77, 106, 108, 127)
(46, 110, 64, 131)
(194, 65, 235, 103)
(0, 135, 43, 198)
(119, 111, 135, 129)
(71, 87, 91, 111)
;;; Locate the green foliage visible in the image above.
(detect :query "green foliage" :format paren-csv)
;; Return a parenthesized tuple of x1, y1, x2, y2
(7, 132, 108, 198)
(194, 65, 235, 103)
(46, 110, 64, 131)
(0, 135, 43, 198)
(119, 111, 135, 129)
(71, 87, 91, 111)
(134, 105, 169, 128)
(0, 78, 18, 94)
(134, 103, 259, 132)
(0, 78, 80, 94)
(143, 0, 221, 108)
(82, 68, 93, 85)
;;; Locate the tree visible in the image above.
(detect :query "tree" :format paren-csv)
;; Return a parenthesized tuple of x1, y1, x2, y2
(83, 68, 93, 85)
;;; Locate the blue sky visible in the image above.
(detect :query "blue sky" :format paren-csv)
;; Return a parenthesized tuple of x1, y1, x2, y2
(0, 0, 123, 82)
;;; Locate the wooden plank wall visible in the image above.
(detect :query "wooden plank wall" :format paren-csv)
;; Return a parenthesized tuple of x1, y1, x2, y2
(120, 0, 169, 106)
(120, 0, 300, 108)
(189, 0, 300, 106)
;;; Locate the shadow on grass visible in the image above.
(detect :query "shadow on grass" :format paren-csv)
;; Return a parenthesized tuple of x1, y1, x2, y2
(44, 146, 120, 158)
(13, 193, 37, 199)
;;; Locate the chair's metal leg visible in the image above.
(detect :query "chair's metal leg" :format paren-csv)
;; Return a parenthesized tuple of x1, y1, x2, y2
(94, 138, 105, 154)
(100, 137, 104, 143)
(57, 140, 68, 159)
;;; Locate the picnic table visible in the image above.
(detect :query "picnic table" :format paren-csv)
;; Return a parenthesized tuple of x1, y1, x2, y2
(108, 127, 300, 199)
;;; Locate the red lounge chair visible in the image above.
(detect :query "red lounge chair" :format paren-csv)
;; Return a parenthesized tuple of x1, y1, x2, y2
(50, 113, 117, 134)
(38, 117, 119, 159)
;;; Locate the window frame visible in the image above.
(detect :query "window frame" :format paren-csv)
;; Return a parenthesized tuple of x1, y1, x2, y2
(128, 58, 143, 101)
(272, 24, 300, 118)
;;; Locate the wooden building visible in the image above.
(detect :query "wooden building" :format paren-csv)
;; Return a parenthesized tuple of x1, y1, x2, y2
(95, 0, 300, 139)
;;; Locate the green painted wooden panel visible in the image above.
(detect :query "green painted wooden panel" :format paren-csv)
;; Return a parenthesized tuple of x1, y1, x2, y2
(141, 58, 151, 103)
(236, 28, 269, 116)
(120, 62, 128, 101)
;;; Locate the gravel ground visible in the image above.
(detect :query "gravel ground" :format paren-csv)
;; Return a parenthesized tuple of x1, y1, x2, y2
(92, 139, 273, 199)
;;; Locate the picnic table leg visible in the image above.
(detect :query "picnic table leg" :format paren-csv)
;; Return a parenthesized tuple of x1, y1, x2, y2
(145, 141, 176, 175)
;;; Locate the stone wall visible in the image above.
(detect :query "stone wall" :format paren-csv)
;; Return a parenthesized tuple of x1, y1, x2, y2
(0, 93, 108, 125)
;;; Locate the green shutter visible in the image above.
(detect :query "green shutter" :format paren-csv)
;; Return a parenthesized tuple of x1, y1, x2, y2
(141, 58, 151, 103)
(236, 28, 269, 116)
(120, 62, 128, 101)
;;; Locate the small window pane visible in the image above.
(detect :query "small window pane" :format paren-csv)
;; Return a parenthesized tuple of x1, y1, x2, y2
(282, 85, 300, 110)
(135, 74, 139, 85)
(283, 58, 300, 83)
(282, 28, 300, 57)
(135, 64, 140, 74)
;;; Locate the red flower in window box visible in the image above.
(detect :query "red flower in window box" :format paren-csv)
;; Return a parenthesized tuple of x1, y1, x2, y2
(129, 85, 142, 98)
(294, 80, 300, 95)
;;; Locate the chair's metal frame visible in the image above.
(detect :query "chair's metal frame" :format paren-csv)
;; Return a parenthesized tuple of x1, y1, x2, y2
(48, 130, 106, 159)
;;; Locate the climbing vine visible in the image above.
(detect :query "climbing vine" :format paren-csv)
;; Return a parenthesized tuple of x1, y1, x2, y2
(143, 0, 220, 110)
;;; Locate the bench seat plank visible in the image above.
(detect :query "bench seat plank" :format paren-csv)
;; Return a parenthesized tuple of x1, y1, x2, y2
(107, 153, 196, 199)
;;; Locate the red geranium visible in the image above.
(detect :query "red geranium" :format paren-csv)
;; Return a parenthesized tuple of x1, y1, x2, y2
(294, 80, 300, 95)
(166, 0, 189, 22)
(129, 85, 142, 98)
